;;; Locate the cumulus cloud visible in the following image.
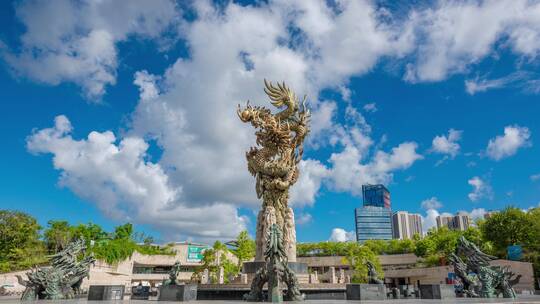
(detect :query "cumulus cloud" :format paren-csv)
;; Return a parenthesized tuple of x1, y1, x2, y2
(328, 228, 355, 242)
(421, 197, 443, 210)
(468, 176, 493, 202)
(3, 0, 179, 100)
(486, 125, 531, 161)
(363, 103, 377, 113)
(295, 213, 313, 226)
(290, 160, 330, 208)
(404, 0, 540, 82)
(6, 0, 540, 100)
(419, 197, 449, 233)
(27, 115, 247, 241)
(430, 129, 462, 163)
(327, 141, 422, 196)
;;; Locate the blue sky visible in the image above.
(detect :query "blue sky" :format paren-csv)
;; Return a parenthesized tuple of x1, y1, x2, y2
(1, 0, 539, 243)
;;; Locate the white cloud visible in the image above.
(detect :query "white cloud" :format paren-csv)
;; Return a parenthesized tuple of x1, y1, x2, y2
(421, 197, 443, 210)
(465, 72, 531, 95)
(6, 0, 540, 101)
(328, 228, 355, 242)
(431, 129, 462, 160)
(295, 213, 313, 226)
(363, 103, 377, 113)
(290, 160, 330, 208)
(486, 125, 531, 161)
(466, 208, 487, 220)
(3, 0, 179, 100)
(27, 115, 247, 241)
(327, 141, 422, 196)
(468, 176, 493, 202)
(531, 173, 540, 181)
(405, 1, 540, 82)
(134, 70, 160, 101)
(420, 196, 449, 233)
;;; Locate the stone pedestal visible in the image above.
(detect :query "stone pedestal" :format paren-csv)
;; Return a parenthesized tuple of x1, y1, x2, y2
(330, 267, 337, 284)
(243, 261, 309, 284)
(419, 284, 455, 299)
(241, 273, 248, 284)
(346, 284, 386, 300)
(201, 269, 209, 284)
(255, 207, 297, 262)
(309, 271, 319, 284)
(88, 285, 125, 300)
(158, 284, 198, 301)
(218, 267, 224, 284)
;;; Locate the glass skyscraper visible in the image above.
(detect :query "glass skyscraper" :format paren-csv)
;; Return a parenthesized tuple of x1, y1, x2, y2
(355, 206, 393, 242)
(355, 184, 393, 243)
(362, 184, 391, 209)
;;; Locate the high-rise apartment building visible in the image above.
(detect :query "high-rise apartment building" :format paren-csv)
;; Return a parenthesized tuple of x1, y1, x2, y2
(355, 206, 393, 242)
(453, 212, 471, 230)
(362, 184, 391, 209)
(436, 215, 453, 229)
(392, 211, 423, 239)
(436, 212, 471, 231)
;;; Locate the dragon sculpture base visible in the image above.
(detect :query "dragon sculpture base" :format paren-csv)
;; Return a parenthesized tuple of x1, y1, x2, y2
(17, 238, 95, 300)
(244, 224, 303, 302)
(450, 236, 520, 298)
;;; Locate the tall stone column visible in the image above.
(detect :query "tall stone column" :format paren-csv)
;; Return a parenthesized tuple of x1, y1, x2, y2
(255, 206, 297, 262)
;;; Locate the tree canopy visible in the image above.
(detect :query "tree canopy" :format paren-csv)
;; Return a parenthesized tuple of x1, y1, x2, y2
(0, 210, 47, 272)
(0, 210, 174, 273)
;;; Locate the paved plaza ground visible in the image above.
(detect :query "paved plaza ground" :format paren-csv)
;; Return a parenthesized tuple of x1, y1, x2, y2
(2, 297, 540, 304)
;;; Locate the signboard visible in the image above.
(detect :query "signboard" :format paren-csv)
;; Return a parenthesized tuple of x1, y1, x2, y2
(186, 245, 208, 263)
(507, 245, 523, 261)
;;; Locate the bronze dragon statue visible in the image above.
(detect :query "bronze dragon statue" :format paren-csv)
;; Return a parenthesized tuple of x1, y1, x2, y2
(17, 238, 95, 300)
(450, 236, 520, 298)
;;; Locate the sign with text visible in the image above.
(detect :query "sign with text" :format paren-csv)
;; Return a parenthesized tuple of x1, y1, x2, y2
(186, 245, 208, 263)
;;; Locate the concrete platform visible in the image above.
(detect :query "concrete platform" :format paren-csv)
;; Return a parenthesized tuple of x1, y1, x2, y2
(2, 296, 540, 303)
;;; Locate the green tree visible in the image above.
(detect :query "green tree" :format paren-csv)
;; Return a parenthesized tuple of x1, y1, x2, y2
(0, 210, 46, 273)
(344, 245, 382, 283)
(196, 241, 239, 283)
(43, 220, 72, 253)
(481, 207, 534, 254)
(113, 223, 133, 239)
(231, 230, 255, 267)
(71, 222, 108, 247)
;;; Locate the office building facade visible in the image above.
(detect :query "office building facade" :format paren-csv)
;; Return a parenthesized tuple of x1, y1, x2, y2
(392, 211, 423, 239)
(355, 206, 393, 242)
(362, 184, 391, 209)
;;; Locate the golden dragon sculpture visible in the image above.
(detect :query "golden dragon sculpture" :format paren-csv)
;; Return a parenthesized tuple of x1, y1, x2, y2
(238, 80, 310, 262)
